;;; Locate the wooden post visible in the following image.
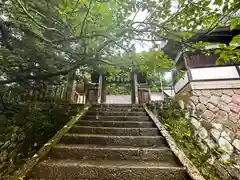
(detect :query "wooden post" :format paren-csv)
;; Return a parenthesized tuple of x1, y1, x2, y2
(131, 71, 138, 104)
(59, 85, 65, 99)
(86, 86, 99, 104)
(101, 75, 107, 104)
(98, 74, 103, 104)
(138, 86, 151, 104)
(65, 71, 77, 103)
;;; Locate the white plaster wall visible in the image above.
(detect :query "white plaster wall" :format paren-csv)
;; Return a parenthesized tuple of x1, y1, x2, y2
(174, 72, 189, 93)
(190, 66, 239, 80)
(150, 92, 165, 101)
(106, 95, 131, 104)
(205, 44, 221, 49)
(191, 80, 240, 90)
(164, 89, 175, 97)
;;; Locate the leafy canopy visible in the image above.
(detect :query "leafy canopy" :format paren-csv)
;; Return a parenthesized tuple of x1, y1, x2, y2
(0, 0, 239, 87)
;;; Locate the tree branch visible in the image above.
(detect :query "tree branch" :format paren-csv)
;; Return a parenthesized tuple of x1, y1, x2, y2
(80, 0, 93, 36)
(0, 58, 84, 85)
(5, 21, 52, 43)
(0, 21, 13, 50)
(205, 9, 236, 35)
(52, 33, 108, 43)
(28, 6, 66, 28)
(15, 0, 64, 37)
(69, 0, 81, 19)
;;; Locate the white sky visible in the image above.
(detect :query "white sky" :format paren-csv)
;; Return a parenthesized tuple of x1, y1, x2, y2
(132, 10, 163, 52)
(132, 0, 230, 52)
(132, 0, 179, 52)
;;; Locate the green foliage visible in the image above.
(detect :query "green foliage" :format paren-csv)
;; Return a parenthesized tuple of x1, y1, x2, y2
(214, 0, 223, 6)
(1, 0, 239, 89)
(191, 39, 240, 65)
(1, 1, 239, 175)
(150, 84, 161, 92)
(107, 84, 130, 95)
(137, 51, 174, 73)
(147, 99, 220, 180)
(176, 71, 186, 81)
(230, 18, 240, 31)
(215, 45, 240, 64)
(211, 148, 225, 158)
(221, 159, 234, 165)
(201, 15, 240, 64)
(103, 50, 174, 75)
(231, 34, 240, 44)
(0, 100, 81, 178)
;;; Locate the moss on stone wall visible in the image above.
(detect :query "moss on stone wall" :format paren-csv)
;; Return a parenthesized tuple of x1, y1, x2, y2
(0, 99, 83, 179)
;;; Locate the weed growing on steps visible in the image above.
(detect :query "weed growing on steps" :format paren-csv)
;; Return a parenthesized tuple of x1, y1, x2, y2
(147, 99, 220, 180)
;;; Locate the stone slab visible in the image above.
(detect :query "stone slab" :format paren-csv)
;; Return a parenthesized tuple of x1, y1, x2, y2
(60, 134, 165, 147)
(28, 160, 187, 180)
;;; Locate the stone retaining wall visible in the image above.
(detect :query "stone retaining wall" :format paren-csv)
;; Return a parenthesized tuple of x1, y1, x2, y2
(185, 89, 240, 163)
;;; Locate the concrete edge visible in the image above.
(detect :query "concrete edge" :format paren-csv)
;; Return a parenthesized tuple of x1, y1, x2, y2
(9, 105, 90, 180)
(144, 105, 206, 180)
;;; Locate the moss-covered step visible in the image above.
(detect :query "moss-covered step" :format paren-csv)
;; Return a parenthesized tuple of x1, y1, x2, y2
(68, 126, 160, 136)
(85, 111, 147, 116)
(76, 120, 155, 128)
(89, 107, 146, 112)
(59, 134, 165, 147)
(81, 115, 150, 121)
(48, 145, 179, 163)
(27, 160, 188, 180)
(92, 104, 143, 108)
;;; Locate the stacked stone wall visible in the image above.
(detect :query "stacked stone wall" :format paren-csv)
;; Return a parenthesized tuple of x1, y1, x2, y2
(186, 89, 240, 163)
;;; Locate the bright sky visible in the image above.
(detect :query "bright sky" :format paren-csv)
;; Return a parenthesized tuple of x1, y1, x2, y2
(132, 10, 164, 52)
(132, 0, 179, 52)
(132, 0, 229, 52)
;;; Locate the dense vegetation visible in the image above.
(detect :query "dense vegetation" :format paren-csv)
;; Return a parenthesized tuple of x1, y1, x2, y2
(148, 100, 218, 179)
(0, 0, 239, 177)
(1, 0, 239, 90)
(0, 99, 82, 178)
(147, 99, 238, 180)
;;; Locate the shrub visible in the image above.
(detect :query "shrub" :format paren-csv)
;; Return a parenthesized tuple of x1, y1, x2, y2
(0, 99, 81, 178)
(147, 99, 220, 180)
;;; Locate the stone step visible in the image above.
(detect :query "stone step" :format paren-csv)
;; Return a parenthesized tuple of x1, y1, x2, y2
(92, 104, 143, 108)
(76, 120, 155, 128)
(28, 160, 187, 180)
(69, 126, 160, 136)
(89, 107, 145, 112)
(48, 145, 178, 163)
(60, 134, 165, 147)
(85, 111, 147, 116)
(81, 115, 150, 121)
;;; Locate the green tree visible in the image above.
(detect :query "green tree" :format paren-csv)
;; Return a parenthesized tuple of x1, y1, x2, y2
(0, 0, 239, 88)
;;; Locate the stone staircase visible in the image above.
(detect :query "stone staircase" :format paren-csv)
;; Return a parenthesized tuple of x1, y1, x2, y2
(26, 104, 190, 180)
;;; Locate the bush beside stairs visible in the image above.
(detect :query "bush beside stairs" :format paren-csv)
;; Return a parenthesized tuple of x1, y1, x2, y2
(25, 104, 190, 180)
